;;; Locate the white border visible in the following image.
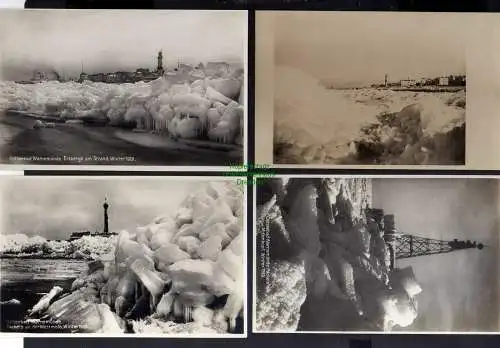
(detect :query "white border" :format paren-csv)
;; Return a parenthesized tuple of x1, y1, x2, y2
(252, 174, 500, 334)
(0, 9, 248, 172)
(0, 337, 23, 348)
(0, 175, 248, 338)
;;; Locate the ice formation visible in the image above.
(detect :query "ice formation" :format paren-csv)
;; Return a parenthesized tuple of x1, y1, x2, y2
(24, 181, 244, 334)
(0, 68, 244, 146)
(274, 66, 466, 165)
(255, 178, 421, 332)
(0, 234, 117, 260)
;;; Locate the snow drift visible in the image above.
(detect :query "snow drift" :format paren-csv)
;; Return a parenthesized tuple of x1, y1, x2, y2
(273, 66, 466, 165)
(23, 181, 245, 334)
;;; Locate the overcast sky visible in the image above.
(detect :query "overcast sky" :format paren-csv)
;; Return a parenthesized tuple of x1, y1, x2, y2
(275, 12, 466, 87)
(372, 178, 499, 331)
(0, 9, 246, 81)
(0, 178, 216, 240)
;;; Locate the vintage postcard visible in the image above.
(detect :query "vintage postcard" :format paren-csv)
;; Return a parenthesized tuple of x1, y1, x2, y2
(254, 176, 499, 332)
(0, 10, 246, 168)
(0, 176, 246, 336)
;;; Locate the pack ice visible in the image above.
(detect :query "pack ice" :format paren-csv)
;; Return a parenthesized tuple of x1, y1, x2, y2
(0, 71, 244, 146)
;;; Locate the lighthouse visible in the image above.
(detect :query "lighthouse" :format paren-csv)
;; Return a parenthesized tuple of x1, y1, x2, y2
(103, 198, 109, 235)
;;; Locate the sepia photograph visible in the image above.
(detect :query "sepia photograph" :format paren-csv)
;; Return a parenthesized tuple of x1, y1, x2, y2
(0, 10, 246, 167)
(255, 176, 499, 332)
(0, 177, 245, 335)
(269, 12, 466, 166)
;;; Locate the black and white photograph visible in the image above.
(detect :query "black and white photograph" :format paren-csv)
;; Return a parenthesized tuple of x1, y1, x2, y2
(255, 176, 499, 332)
(268, 12, 466, 166)
(0, 10, 246, 167)
(0, 177, 245, 335)
(21, 334, 500, 348)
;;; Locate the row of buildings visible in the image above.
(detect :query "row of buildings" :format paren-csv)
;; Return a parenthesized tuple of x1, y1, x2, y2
(78, 51, 236, 84)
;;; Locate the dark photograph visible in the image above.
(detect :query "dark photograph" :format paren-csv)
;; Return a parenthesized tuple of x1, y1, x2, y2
(0, 10, 246, 167)
(255, 177, 499, 332)
(0, 177, 245, 335)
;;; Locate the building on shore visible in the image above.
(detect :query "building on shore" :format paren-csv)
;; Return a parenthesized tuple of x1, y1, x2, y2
(438, 76, 450, 86)
(69, 231, 92, 241)
(78, 51, 166, 84)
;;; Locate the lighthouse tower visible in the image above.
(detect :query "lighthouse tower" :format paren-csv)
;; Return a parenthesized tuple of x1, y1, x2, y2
(103, 198, 109, 235)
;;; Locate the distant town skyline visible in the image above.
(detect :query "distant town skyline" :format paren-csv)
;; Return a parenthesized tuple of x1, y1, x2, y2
(1, 178, 209, 240)
(322, 72, 466, 89)
(0, 10, 246, 81)
(275, 12, 466, 88)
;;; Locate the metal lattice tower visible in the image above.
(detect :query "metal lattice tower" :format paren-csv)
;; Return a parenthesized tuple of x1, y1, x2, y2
(366, 208, 484, 269)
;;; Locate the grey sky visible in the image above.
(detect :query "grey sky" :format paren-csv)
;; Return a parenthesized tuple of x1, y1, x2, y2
(0, 178, 222, 240)
(0, 9, 246, 81)
(372, 178, 499, 331)
(274, 12, 466, 87)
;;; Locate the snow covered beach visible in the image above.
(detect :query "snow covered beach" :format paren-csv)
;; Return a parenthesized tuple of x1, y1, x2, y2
(273, 67, 465, 165)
